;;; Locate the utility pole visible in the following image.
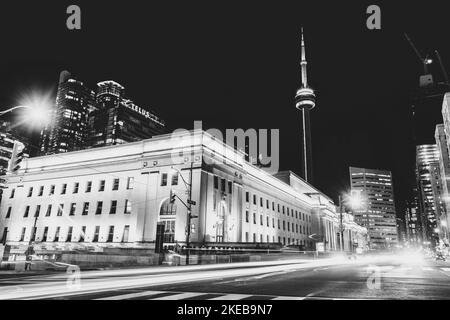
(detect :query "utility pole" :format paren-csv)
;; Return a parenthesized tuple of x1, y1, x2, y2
(185, 161, 193, 265)
(339, 195, 344, 252)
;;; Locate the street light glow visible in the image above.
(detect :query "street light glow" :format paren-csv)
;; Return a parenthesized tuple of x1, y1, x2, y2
(16, 91, 53, 128)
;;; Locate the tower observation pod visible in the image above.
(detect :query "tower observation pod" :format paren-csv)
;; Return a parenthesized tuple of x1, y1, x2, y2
(295, 28, 316, 183)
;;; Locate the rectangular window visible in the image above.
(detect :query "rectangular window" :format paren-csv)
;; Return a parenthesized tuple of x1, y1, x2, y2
(49, 185, 55, 195)
(245, 232, 249, 242)
(73, 182, 79, 194)
(42, 227, 48, 242)
(287, 222, 290, 232)
(260, 234, 263, 243)
(272, 202, 275, 211)
(110, 200, 117, 214)
(54, 227, 60, 242)
(82, 202, 89, 216)
(127, 177, 134, 189)
(260, 215, 263, 225)
(99, 180, 105, 192)
(295, 211, 298, 219)
(10, 188, 15, 199)
(79, 226, 86, 242)
(228, 181, 232, 194)
(30, 227, 36, 242)
(66, 227, 73, 242)
(253, 195, 257, 205)
(93, 226, 100, 242)
(272, 218, 275, 228)
(214, 176, 218, 189)
(266, 216, 269, 227)
(57, 204, 64, 216)
(253, 212, 256, 224)
(24, 206, 30, 218)
(283, 221, 286, 231)
(38, 186, 44, 196)
(5, 207, 11, 219)
(107, 226, 114, 242)
(245, 211, 249, 223)
(86, 181, 92, 193)
(61, 183, 67, 194)
(277, 204, 280, 212)
(161, 174, 168, 186)
(112, 178, 119, 190)
(278, 220, 280, 229)
(45, 204, 52, 217)
(96, 201, 103, 215)
(266, 199, 269, 209)
(171, 173, 178, 186)
(282, 206, 285, 214)
(124, 200, 132, 214)
(122, 225, 130, 243)
(260, 197, 263, 207)
(253, 233, 256, 243)
(34, 205, 41, 217)
(69, 203, 76, 216)
(20, 227, 26, 242)
(27, 187, 33, 197)
(221, 179, 226, 191)
(245, 192, 249, 202)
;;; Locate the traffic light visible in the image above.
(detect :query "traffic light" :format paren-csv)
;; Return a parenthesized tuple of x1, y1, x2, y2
(8, 142, 26, 173)
(169, 190, 176, 204)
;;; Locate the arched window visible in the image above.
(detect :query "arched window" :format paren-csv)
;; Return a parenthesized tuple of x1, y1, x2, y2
(159, 199, 176, 243)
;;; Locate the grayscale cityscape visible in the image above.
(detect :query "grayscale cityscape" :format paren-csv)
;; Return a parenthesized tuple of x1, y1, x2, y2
(0, 1, 449, 307)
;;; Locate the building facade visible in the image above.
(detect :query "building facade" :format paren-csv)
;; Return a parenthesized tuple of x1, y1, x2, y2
(349, 166, 398, 250)
(415, 144, 445, 247)
(0, 130, 365, 254)
(39, 71, 95, 155)
(435, 124, 450, 245)
(87, 81, 166, 148)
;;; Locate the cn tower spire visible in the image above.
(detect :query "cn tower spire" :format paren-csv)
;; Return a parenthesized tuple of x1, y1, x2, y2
(300, 28, 308, 88)
(295, 28, 316, 183)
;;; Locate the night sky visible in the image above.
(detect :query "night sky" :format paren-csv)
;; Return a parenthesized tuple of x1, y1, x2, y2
(1, 1, 449, 219)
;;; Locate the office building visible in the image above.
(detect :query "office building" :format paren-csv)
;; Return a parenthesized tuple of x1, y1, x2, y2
(39, 71, 95, 155)
(349, 166, 398, 249)
(415, 144, 445, 247)
(87, 81, 166, 148)
(435, 124, 450, 245)
(0, 130, 366, 256)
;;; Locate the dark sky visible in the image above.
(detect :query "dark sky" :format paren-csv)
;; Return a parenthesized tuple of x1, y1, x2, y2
(1, 1, 449, 217)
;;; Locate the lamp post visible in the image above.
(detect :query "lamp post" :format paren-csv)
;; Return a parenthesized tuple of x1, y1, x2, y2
(338, 195, 344, 252)
(171, 162, 194, 265)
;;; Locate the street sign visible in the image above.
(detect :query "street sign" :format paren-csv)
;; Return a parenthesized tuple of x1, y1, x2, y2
(187, 199, 196, 205)
(316, 242, 325, 252)
(308, 233, 323, 242)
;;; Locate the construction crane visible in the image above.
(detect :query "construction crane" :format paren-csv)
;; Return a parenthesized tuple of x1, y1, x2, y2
(434, 50, 450, 90)
(404, 33, 434, 87)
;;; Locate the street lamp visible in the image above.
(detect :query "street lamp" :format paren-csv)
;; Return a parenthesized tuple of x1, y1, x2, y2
(338, 191, 365, 252)
(170, 162, 195, 265)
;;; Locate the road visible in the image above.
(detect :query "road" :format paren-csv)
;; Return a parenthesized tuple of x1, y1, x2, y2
(0, 254, 449, 300)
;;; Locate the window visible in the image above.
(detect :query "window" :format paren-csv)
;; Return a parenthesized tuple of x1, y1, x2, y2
(171, 173, 178, 186)
(124, 200, 132, 214)
(112, 178, 119, 190)
(282, 206, 285, 214)
(69, 203, 76, 216)
(19, 227, 26, 242)
(30, 227, 36, 242)
(266, 199, 269, 209)
(253, 212, 256, 224)
(245, 232, 249, 242)
(245, 192, 249, 202)
(267, 235, 270, 243)
(61, 183, 67, 194)
(287, 222, 290, 232)
(260, 215, 263, 225)
(66, 227, 73, 242)
(277, 204, 280, 212)
(266, 216, 269, 227)
(122, 225, 130, 243)
(260, 234, 263, 243)
(283, 221, 286, 231)
(57, 204, 64, 216)
(245, 211, 249, 223)
(272, 218, 275, 228)
(272, 202, 275, 211)
(24, 206, 30, 218)
(253, 233, 256, 243)
(34, 205, 41, 217)
(278, 220, 280, 229)
(10, 188, 15, 198)
(99, 180, 105, 192)
(73, 182, 79, 194)
(160, 199, 176, 215)
(228, 181, 232, 194)
(49, 185, 55, 195)
(161, 173, 168, 186)
(4, 207, 12, 219)
(221, 179, 226, 191)
(127, 177, 134, 189)
(45, 204, 52, 217)
(107, 226, 114, 242)
(253, 195, 257, 205)
(42, 227, 48, 242)
(214, 176, 218, 189)
(27, 187, 33, 197)
(260, 197, 263, 207)
(79, 226, 86, 242)
(95, 201, 103, 215)
(93, 226, 100, 242)
(110, 200, 117, 214)
(54, 227, 60, 242)
(295, 211, 298, 219)
(82, 202, 89, 215)
(37, 186, 44, 196)
(86, 181, 92, 193)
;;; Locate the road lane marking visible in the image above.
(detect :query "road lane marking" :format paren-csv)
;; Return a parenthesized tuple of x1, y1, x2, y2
(209, 294, 253, 300)
(422, 267, 433, 271)
(96, 290, 165, 300)
(150, 292, 204, 300)
(441, 268, 450, 272)
(271, 296, 306, 300)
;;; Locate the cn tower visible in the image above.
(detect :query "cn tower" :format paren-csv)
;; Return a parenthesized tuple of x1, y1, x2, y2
(295, 28, 316, 183)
